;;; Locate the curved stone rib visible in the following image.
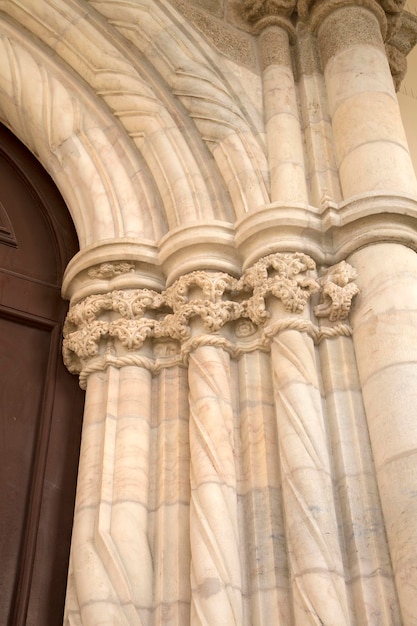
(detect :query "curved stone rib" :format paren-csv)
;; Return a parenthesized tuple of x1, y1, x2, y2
(0, 23, 160, 245)
(1, 0, 218, 232)
(89, 0, 270, 214)
(188, 346, 243, 626)
(270, 330, 351, 625)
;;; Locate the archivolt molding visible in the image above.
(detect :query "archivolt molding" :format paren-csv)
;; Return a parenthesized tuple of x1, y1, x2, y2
(0, 18, 163, 249)
(1, 0, 415, 285)
(89, 0, 270, 214)
(0, 0, 270, 237)
(63, 252, 359, 386)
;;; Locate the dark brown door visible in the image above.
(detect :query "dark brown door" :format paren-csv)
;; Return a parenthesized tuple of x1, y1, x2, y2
(0, 125, 84, 625)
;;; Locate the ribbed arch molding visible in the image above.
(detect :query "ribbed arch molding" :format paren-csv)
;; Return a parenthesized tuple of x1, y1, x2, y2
(0, 0, 270, 245)
(0, 17, 164, 248)
(88, 0, 270, 215)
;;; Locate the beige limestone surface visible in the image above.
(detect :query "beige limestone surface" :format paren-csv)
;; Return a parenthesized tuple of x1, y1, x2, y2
(1, 1, 417, 624)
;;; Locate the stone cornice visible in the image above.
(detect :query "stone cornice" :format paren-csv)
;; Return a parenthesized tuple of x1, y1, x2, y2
(235, 194, 417, 267)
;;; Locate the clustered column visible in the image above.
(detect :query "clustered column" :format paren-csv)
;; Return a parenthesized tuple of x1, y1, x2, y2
(62, 254, 361, 625)
(60, 1, 417, 624)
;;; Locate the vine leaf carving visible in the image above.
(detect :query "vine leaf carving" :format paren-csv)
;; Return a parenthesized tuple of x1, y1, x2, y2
(63, 254, 357, 375)
(314, 261, 359, 322)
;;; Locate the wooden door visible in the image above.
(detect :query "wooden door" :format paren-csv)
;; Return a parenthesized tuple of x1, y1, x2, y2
(0, 124, 84, 625)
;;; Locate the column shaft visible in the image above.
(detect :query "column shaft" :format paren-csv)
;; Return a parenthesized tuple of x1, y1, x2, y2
(65, 365, 154, 625)
(319, 335, 401, 624)
(259, 26, 308, 204)
(316, 4, 417, 199)
(238, 350, 291, 625)
(270, 328, 351, 625)
(350, 243, 417, 626)
(152, 364, 191, 625)
(188, 344, 243, 626)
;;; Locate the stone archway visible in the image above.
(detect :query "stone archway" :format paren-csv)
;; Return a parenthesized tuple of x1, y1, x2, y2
(2, 2, 417, 625)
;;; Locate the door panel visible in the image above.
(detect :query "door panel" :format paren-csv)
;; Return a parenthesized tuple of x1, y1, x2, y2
(0, 315, 51, 620)
(0, 124, 84, 625)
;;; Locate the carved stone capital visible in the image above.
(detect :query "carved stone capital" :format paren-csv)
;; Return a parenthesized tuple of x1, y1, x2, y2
(63, 254, 358, 378)
(241, 0, 297, 39)
(386, 10, 417, 90)
(239, 252, 319, 324)
(241, 0, 406, 29)
(242, 0, 297, 23)
(305, 0, 388, 36)
(162, 270, 242, 336)
(298, 0, 404, 23)
(314, 261, 359, 321)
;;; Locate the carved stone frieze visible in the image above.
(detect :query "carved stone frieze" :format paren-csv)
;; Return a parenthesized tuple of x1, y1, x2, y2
(63, 253, 359, 380)
(87, 262, 135, 280)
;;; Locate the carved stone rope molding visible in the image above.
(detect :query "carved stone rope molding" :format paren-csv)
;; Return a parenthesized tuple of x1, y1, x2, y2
(63, 253, 359, 386)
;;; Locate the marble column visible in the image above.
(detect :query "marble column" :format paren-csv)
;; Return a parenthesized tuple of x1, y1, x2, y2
(313, 0, 417, 198)
(349, 243, 417, 626)
(62, 286, 176, 625)
(270, 324, 351, 625)
(315, 262, 401, 625)
(239, 252, 352, 624)
(243, 1, 308, 204)
(237, 346, 291, 625)
(311, 2, 417, 623)
(188, 344, 243, 625)
(64, 362, 154, 626)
